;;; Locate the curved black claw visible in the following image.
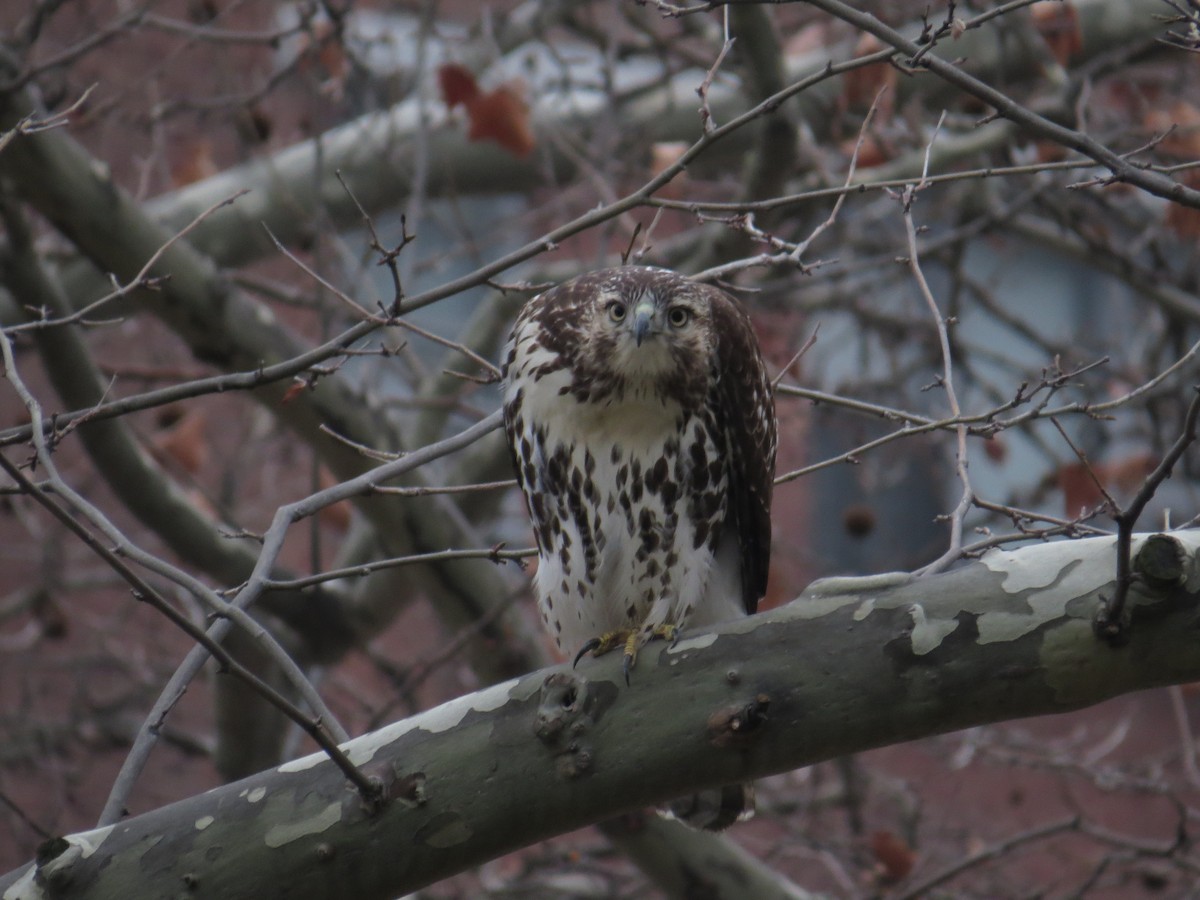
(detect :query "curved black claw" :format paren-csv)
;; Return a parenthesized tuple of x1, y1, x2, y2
(622, 651, 634, 686)
(573, 638, 602, 668)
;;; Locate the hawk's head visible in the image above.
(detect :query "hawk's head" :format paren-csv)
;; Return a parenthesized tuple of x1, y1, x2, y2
(572, 267, 715, 402)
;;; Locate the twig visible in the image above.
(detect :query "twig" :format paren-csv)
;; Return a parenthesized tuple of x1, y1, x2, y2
(333, 170, 416, 310)
(372, 478, 517, 497)
(1096, 386, 1200, 640)
(0, 788, 52, 840)
(0, 83, 96, 155)
(896, 816, 1080, 899)
(789, 88, 886, 264)
(4, 189, 250, 336)
(264, 224, 388, 324)
(390, 317, 502, 380)
(696, 9, 734, 133)
(262, 545, 535, 591)
(771, 325, 819, 391)
(899, 116, 974, 576)
(1050, 417, 1118, 514)
(230, 411, 505, 629)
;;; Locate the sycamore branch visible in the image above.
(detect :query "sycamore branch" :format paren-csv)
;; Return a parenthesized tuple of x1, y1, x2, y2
(4, 531, 1198, 899)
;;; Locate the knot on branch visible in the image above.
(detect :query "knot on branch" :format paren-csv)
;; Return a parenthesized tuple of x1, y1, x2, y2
(535, 670, 610, 780)
(1134, 533, 1187, 589)
(1097, 533, 1191, 646)
(707, 693, 771, 749)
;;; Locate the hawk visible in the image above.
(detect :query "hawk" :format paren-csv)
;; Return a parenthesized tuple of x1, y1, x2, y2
(501, 266, 777, 830)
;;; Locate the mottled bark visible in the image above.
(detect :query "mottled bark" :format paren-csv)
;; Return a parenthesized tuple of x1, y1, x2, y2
(3, 532, 1196, 899)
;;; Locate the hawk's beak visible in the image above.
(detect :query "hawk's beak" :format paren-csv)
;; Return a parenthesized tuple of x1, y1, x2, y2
(633, 302, 656, 346)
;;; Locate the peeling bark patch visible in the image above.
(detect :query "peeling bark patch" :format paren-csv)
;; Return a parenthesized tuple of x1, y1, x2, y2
(415, 812, 473, 848)
(5, 866, 37, 897)
(264, 801, 341, 848)
(791, 572, 914, 619)
(279, 677, 525, 774)
(194, 816, 214, 831)
(908, 603, 960, 655)
(276, 752, 323, 774)
(981, 537, 1115, 593)
(78, 826, 114, 858)
(666, 632, 718, 655)
(415, 677, 521, 733)
(977, 604, 1071, 644)
(974, 538, 1129, 644)
(31, 825, 115, 878)
(978, 546, 1115, 643)
(784, 592, 862, 619)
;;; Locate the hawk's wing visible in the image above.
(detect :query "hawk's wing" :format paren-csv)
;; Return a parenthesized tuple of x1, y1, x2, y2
(709, 290, 777, 615)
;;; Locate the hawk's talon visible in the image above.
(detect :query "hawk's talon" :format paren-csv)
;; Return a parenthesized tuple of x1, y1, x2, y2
(573, 629, 633, 668)
(573, 637, 602, 668)
(575, 625, 681, 685)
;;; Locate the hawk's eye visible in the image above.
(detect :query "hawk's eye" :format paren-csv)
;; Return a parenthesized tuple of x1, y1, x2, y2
(668, 306, 691, 328)
(607, 302, 627, 323)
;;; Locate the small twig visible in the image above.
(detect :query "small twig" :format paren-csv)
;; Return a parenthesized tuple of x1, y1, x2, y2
(896, 816, 1080, 899)
(0, 83, 96, 155)
(900, 124, 973, 576)
(789, 89, 886, 264)
(0, 788, 52, 840)
(4, 189, 249, 336)
(264, 223, 388, 324)
(619, 221, 643, 266)
(696, 10, 734, 133)
(1096, 387, 1200, 641)
(632, 208, 665, 263)
(972, 496, 1110, 538)
(771, 324, 819, 391)
(1050, 417, 1118, 513)
(231, 410, 505, 616)
(372, 478, 517, 498)
(262, 545, 535, 591)
(364, 587, 527, 730)
(334, 170, 415, 310)
(390, 317, 502, 380)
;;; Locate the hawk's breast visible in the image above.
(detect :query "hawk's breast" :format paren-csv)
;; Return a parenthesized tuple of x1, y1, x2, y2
(505, 350, 737, 654)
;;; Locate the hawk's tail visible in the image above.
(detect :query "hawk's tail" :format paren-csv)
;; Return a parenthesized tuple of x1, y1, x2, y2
(662, 782, 755, 831)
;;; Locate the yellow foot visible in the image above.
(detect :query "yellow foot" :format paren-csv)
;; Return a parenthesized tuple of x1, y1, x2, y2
(573, 624, 681, 685)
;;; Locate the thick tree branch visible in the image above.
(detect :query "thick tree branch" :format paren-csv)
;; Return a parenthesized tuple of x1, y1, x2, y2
(4, 531, 1198, 898)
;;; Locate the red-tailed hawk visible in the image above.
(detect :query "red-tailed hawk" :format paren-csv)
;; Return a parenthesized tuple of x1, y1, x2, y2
(502, 266, 777, 830)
